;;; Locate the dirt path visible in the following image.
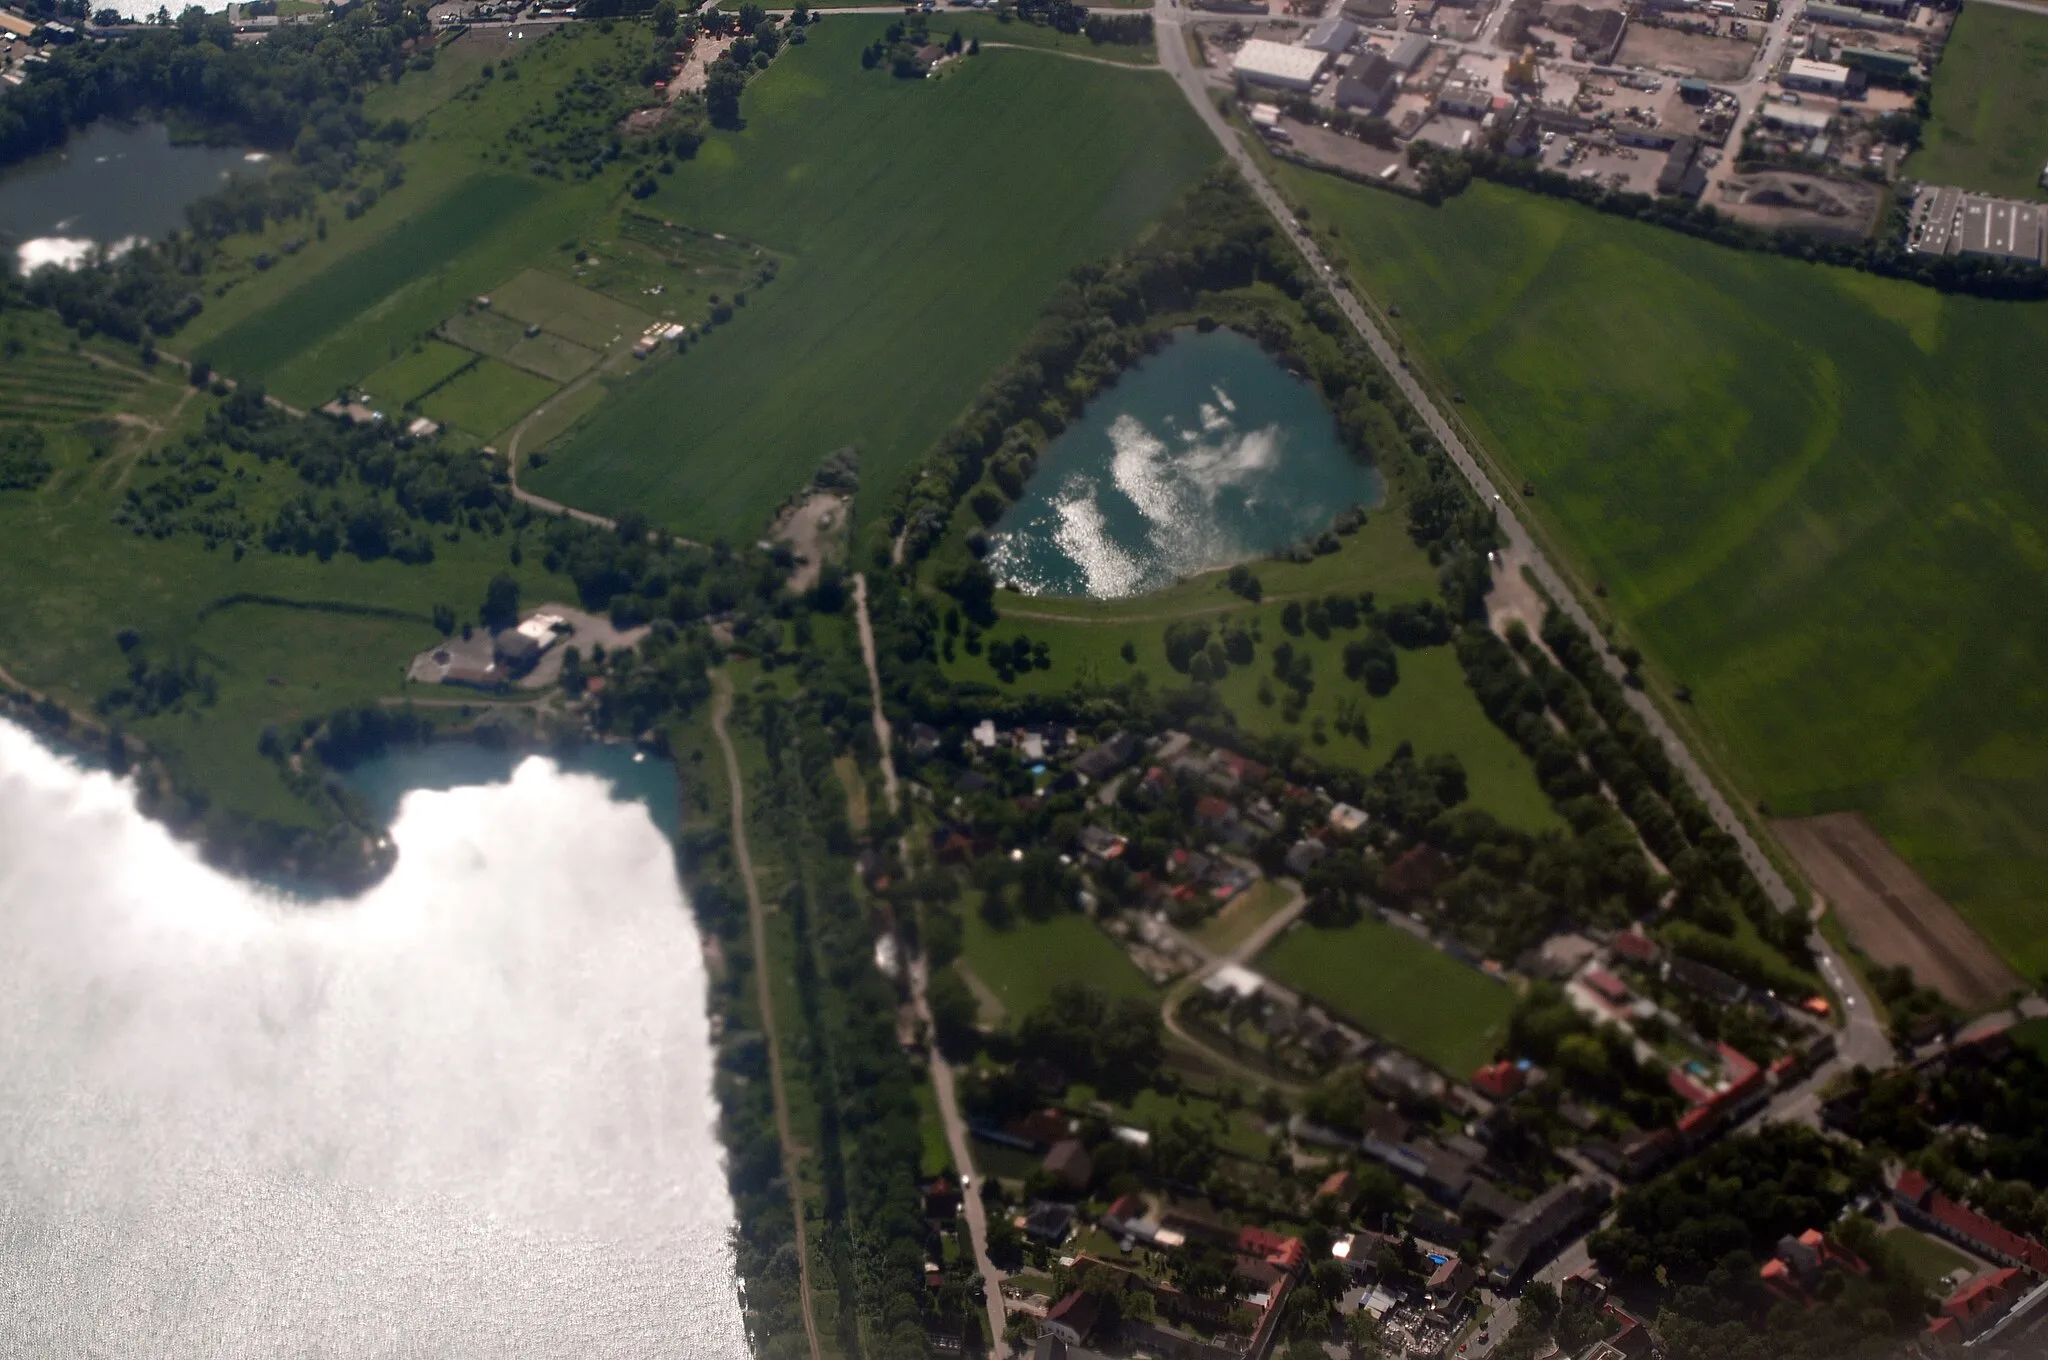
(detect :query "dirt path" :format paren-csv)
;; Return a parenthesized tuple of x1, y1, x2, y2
(710, 671, 825, 1360)
(852, 573, 900, 816)
(976, 40, 1158, 68)
(851, 572, 1007, 1353)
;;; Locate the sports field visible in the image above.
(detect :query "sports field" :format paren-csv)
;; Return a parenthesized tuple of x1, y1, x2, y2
(1283, 171, 2048, 976)
(526, 17, 1218, 537)
(1258, 915, 1513, 1076)
(1908, 4, 2048, 200)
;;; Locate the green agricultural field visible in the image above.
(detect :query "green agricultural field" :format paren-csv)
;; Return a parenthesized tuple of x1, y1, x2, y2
(441, 305, 604, 383)
(183, 23, 663, 407)
(527, 16, 1217, 537)
(957, 906, 1153, 1023)
(1259, 915, 1514, 1076)
(945, 14, 1159, 63)
(358, 340, 477, 409)
(0, 323, 566, 828)
(489, 268, 655, 352)
(1909, 4, 2048, 200)
(1283, 171, 2048, 975)
(940, 525, 1560, 832)
(420, 357, 559, 442)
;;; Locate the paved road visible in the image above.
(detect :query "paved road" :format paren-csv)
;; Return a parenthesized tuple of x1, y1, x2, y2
(1152, 0, 1888, 1058)
(710, 673, 825, 1360)
(909, 957, 1013, 1358)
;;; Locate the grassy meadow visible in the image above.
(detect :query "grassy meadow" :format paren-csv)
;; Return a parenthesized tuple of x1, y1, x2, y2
(942, 522, 1561, 833)
(1283, 171, 2048, 976)
(1909, 4, 2048, 200)
(527, 16, 1218, 537)
(1258, 915, 1514, 1076)
(957, 906, 1153, 1023)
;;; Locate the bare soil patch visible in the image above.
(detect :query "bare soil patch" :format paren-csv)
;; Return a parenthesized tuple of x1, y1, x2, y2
(1716, 170, 1882, 242)
(1616, 24, 1757, 80)
(1776, 812, 2019, 1011)
(772, 491, 850, 593)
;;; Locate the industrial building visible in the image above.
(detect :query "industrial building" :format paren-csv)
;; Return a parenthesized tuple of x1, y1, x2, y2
(1957, 197, 2047, 265)
(1387, 32, 1432, 71)
(1304, 15, 1359, 53)
(1336, 52, 1401, 114)
(1232, 38, 1329, 91)
(1803, 2, 1891, 28)
(1838, 45, 1917, 80)
(1759, 103, 1832, 134)
(1782, 58, 1854, 96)
(1911, 185, 2048, 266)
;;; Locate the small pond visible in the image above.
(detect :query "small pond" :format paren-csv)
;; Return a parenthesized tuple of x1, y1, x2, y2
(0, 120, 266, 273)
(985, 328, 1382, 600)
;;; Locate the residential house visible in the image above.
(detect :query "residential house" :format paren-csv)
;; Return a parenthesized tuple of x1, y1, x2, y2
(1285, 837, 1329, 876)
(1486, 1179, 1611, 1287)
(1044, 1138, 1094, 1191)
(1892, 1169, 2048, 1274)
(1072, 730, 1138, 782)
(1024, 1200, 1078, 1244)
(1928, 1267, 2029, 1345)
(1043, 1289, 1101, 1345)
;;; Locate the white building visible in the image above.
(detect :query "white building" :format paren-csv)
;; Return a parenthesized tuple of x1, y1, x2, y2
(1233, 38, 1329, 91)
(1782, 58, 1852, 95)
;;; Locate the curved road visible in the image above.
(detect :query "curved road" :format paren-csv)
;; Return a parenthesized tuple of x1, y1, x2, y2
(1148, 0, 1884, 1068)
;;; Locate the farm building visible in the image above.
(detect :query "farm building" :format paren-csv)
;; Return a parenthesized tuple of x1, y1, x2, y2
(1306, 16, 1359, 52)
(1233, 38, 1329, 90)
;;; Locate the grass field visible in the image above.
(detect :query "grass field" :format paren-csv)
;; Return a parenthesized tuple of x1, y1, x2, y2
(358, 340, 477, 409)
(490, 268, 654, 351)
(1881, 1227, 1973, 1291)
(420, 357, 560, 442)
(527, 17, 1217, 537)
(1909, 4, 2048, 200)
(941, 525, 1561, 832)
(1284, 171, 2048, 978)
(1259, 915, 1513, 1076)
(1191, 878, 1293, 955)
(947, 14, 1158, 63)
(957, 907, 1153, 1023)
(0, 320, 567, 828)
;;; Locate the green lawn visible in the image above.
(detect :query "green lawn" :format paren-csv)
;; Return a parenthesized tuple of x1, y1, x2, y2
(1259, 915, 1514, 1076)
(941, 522, 1561, 833)
(1881, 1227, 1973, 1291)
(947, 14, 1158, 64)
(1191, 878, 1292, 955)
(957, 907, 1153, 1022)
(1285, 171, 2048, 978)
(526, 17, 1218, 537)
(1908, 4, 2048, 200)
(2011, 1016, 2048, 1060)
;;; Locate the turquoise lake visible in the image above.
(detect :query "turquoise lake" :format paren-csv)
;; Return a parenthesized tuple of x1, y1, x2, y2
(986, 328, 1382, 599)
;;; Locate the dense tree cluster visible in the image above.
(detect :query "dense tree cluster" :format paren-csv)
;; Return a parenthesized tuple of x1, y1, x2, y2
(0, 2, 430, 174)
(0, 425, 51, 489)
(1590, 1126, 1927, 1360)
